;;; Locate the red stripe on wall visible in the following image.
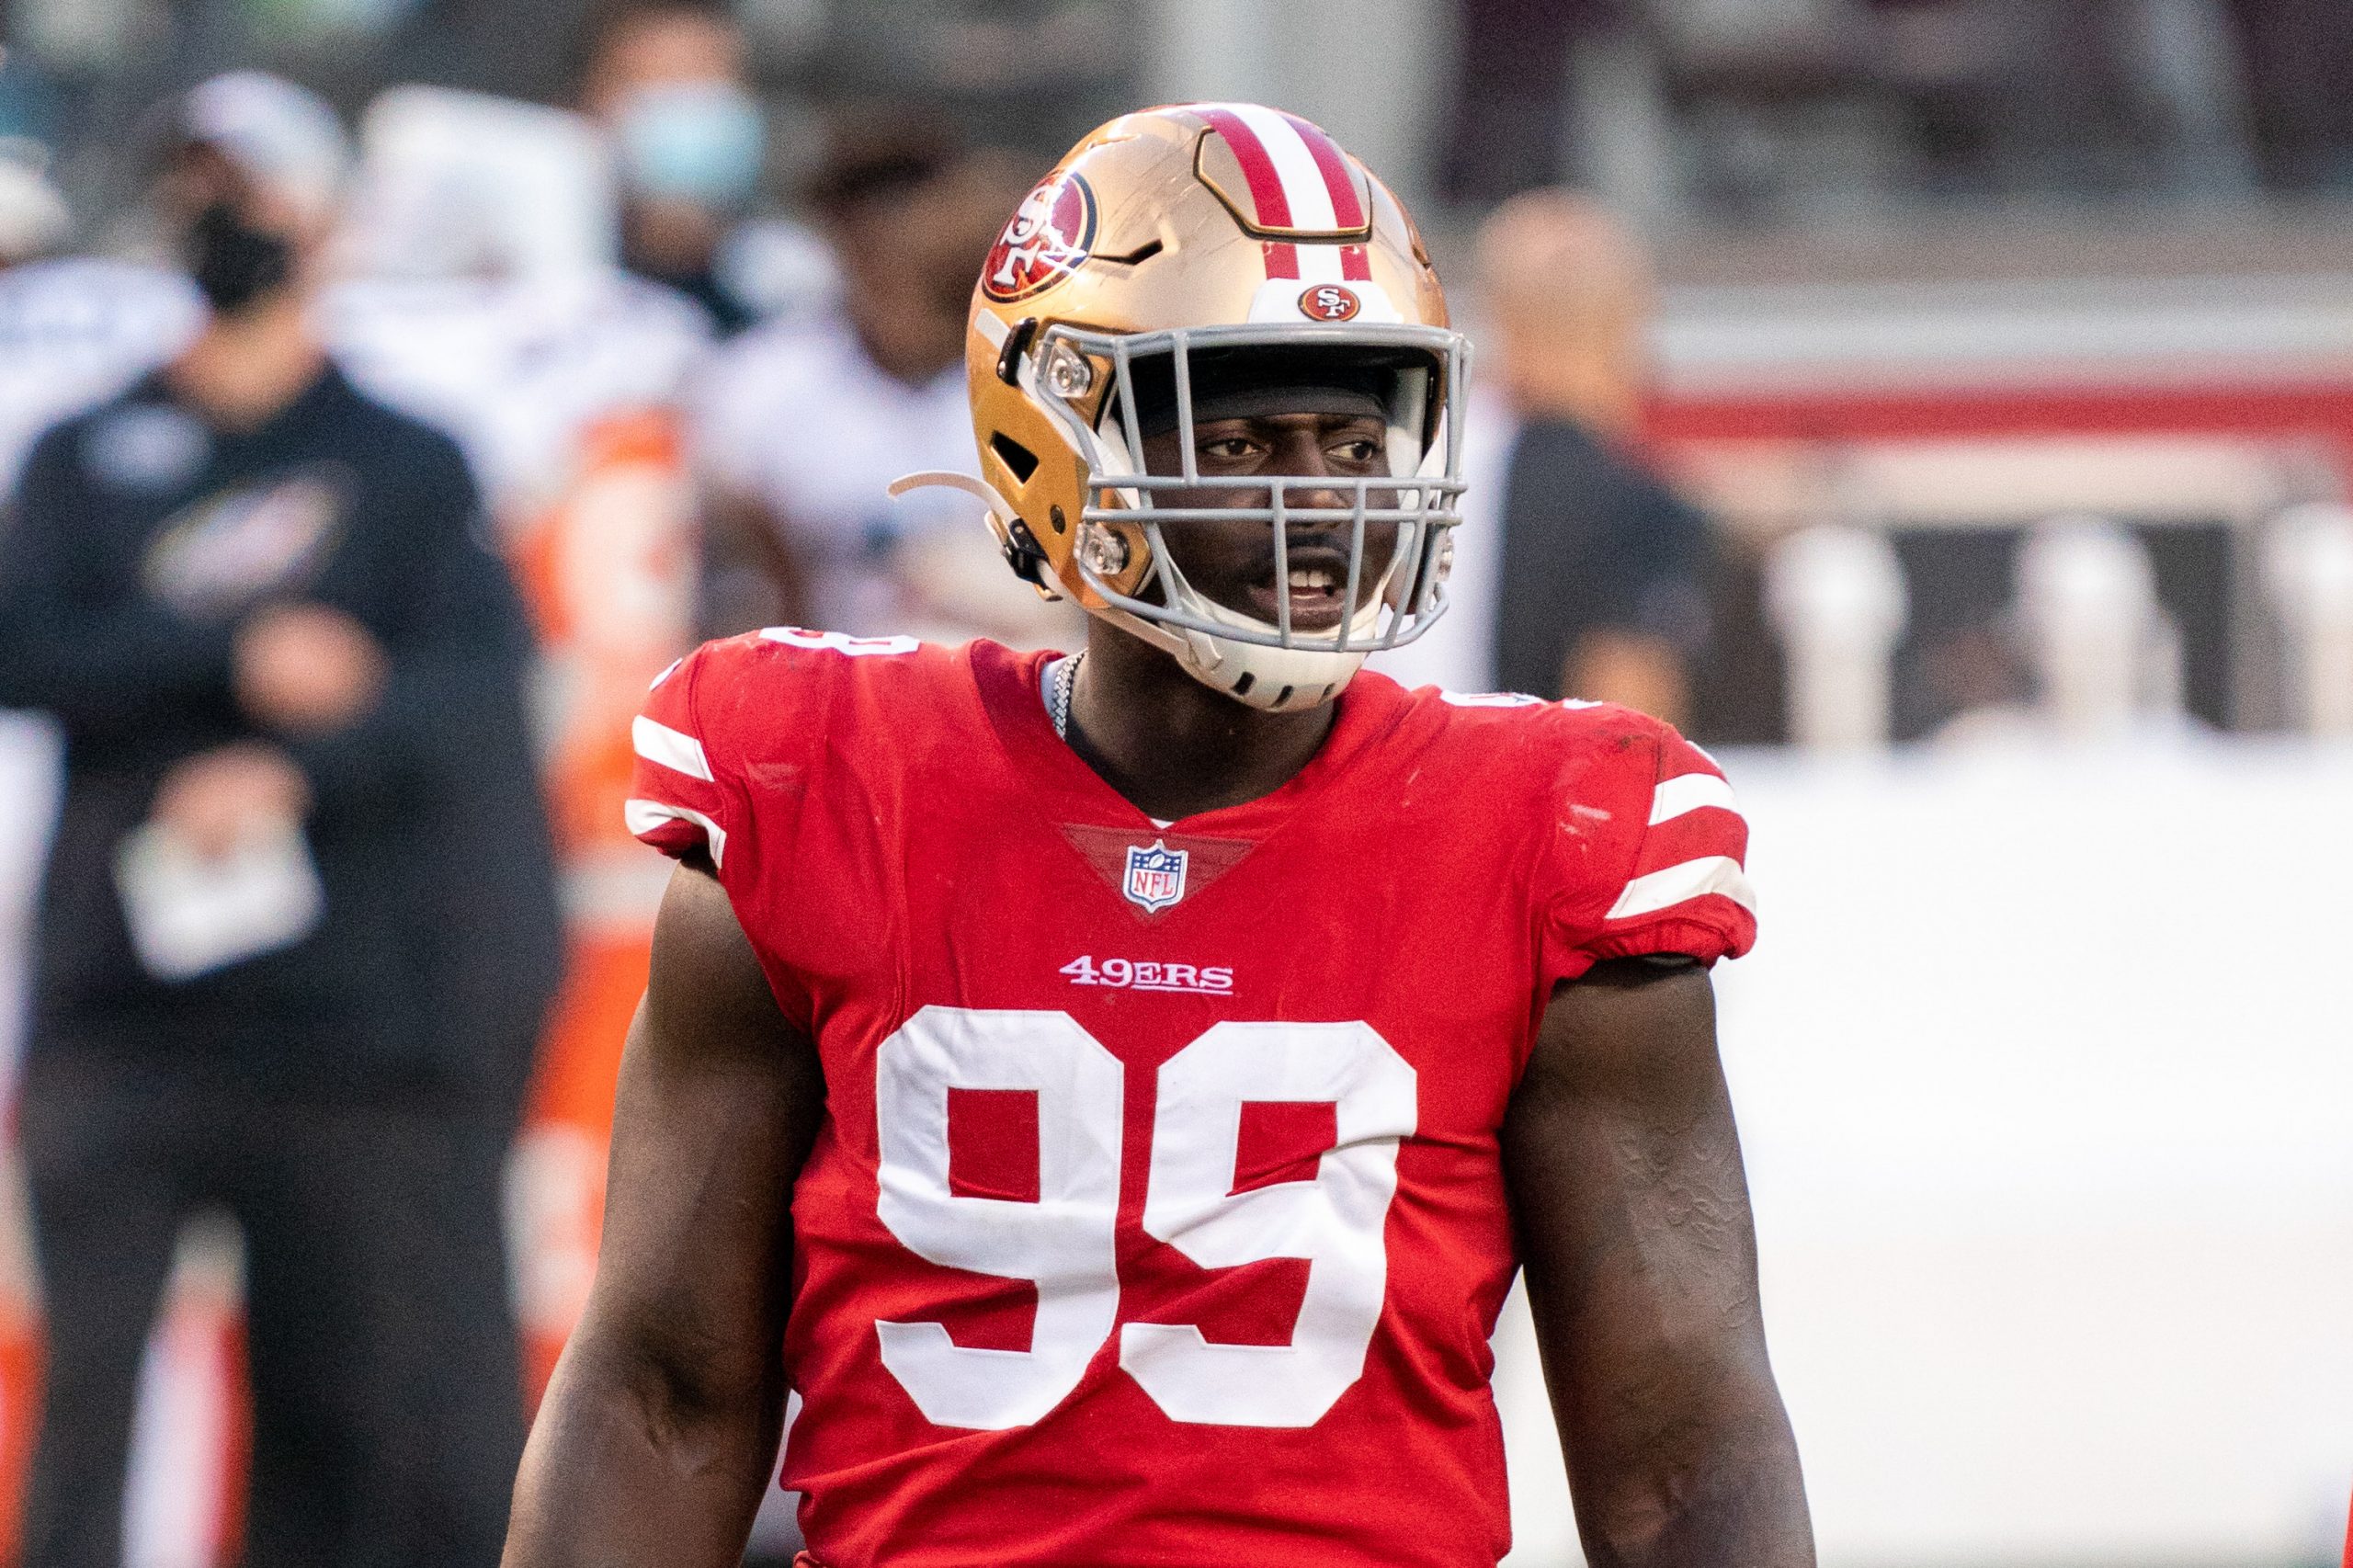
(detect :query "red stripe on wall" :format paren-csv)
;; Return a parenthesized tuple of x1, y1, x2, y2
(1646, 381, 2353, 450)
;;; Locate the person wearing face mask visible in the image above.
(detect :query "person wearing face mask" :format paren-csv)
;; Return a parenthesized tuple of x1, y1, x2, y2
(580, 0, 770, 336)
(0, 72, 560, 1567)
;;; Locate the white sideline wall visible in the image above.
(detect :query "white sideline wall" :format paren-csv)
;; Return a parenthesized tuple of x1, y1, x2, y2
(1497, 739, 2353, 1567)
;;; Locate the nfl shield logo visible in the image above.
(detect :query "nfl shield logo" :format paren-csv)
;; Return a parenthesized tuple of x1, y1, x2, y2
(1122, 839, 1188, 915)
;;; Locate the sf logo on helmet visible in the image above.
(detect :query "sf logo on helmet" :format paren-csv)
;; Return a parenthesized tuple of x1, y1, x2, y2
(1298, 284, 1362, 322)
(983, 171, 1099, 303)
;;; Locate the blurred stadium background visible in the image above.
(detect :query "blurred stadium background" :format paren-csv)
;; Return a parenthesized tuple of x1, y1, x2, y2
(2, 0, 2351, 1563)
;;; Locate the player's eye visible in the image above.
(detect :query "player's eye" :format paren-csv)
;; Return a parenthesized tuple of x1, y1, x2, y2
(1199, 437, 1260, 462)
(1330, 437, 1383, 465)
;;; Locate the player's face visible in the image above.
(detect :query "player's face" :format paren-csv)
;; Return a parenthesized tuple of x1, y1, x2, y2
(1138, 411, 1398, 634)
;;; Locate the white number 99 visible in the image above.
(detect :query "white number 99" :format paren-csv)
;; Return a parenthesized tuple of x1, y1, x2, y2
(873, 1007, 1416, 1430)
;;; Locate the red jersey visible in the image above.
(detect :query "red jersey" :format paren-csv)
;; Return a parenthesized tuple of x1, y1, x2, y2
(626, 631, 1756, 1568)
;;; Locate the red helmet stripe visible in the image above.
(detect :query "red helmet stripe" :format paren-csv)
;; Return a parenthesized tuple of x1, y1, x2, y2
(1340, 244, 1371, 281)
(1281, 112, 1367, 230)
(1263, 241, 1300, 279)
(1197, 105, 1296, 232)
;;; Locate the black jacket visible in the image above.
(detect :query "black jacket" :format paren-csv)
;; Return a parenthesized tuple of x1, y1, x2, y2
(0, 364, 560, 1107)
(1492, 417, 1714, 702)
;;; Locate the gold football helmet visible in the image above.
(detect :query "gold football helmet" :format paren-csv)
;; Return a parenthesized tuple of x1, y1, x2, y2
(902, 103, 1468, 710)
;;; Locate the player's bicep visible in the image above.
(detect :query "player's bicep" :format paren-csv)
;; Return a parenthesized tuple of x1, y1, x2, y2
(1503, 960, 1771, 1460)
(582, 859, 823, 1408)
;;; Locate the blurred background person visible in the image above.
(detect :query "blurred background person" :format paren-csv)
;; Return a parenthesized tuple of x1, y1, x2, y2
(0, 142, 85, 1545)
(0, 146, 90, 1103)
(1379, 189, 1711, 724)
(0, 149, 199, 495)
(0, 72, 556, 1568)
(316, 69, 720, 1440)
(0, 144, 70, 282)
(692, 114, 1074, 649)
(577, 0, 770, 335)
(0, 137, 207, 1538)
(1476, 191, 1711, 722)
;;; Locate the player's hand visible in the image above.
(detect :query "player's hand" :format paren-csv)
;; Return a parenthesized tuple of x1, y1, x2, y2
(150, 743, 313, 860)
(234, 602, 389, 733)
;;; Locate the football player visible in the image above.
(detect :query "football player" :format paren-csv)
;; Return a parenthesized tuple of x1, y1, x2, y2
(506, 104, 1813, 1567)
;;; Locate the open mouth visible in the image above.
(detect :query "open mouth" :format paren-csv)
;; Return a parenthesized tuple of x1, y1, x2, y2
(1243, 543, 1355, 633)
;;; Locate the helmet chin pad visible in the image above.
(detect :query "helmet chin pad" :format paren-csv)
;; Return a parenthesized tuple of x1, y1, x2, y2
(1097, 581, 1384, 712)
(1186, 633, 1370, 712)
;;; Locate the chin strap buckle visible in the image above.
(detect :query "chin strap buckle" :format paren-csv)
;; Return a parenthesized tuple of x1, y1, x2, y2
(999, 517, 1055, 594)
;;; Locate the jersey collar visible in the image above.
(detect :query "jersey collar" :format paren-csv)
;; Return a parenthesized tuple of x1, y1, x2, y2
(968, 639, 1411, 840)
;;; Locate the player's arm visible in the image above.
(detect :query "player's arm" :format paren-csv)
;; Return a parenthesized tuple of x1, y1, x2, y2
(1504, 957, 1813, 1568)
(504, 857, 823, 1568)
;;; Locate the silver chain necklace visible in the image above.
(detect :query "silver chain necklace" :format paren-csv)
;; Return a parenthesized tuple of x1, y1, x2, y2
(1051, 652, 1084, 740)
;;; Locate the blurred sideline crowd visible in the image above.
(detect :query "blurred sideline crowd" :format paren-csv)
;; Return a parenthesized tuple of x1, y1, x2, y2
(0, 3, 1728, 1562)
(1448, 0, 2353, 211)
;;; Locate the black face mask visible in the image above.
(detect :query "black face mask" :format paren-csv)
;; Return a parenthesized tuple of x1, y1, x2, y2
(182, 200, 294, 315)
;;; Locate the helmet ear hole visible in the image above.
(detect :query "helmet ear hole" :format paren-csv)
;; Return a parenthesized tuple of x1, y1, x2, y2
(990, 433, 1040, 484)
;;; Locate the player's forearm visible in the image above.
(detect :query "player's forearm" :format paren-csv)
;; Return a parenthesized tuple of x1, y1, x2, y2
(1567, 1374, 1813, 1568)
(502, 1327, 783, 1568)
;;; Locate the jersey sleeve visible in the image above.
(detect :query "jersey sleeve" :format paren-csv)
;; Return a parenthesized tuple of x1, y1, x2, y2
(1537, 709, 1756, 987)
(625, 643, 748, 873)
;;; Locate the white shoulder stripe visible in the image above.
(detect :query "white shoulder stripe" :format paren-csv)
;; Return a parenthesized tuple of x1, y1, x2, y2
(624, 798, 727, 869)
(631, 715, 713, 782)
(1439, 689, 1543, 708)
(1608, 856, 1756, 921)
(759, 626, 921, 656)
(1649, 772, 1739, 825)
